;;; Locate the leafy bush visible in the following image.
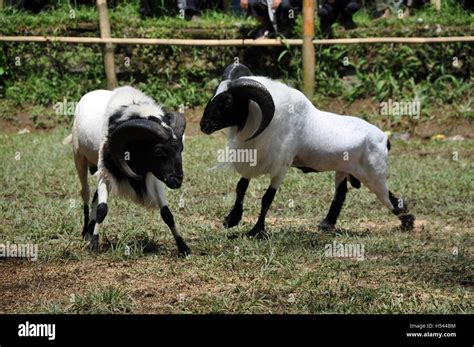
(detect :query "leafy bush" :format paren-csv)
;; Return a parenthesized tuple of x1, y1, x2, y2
(0, 2, 472, 117)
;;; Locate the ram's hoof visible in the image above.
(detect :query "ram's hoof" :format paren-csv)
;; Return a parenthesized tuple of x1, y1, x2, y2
(87, 234, 99, 253)
(223, 206, 243, 229)
(176, 236, 191, 257)
(318, 220, 335, 231)
(400, 214, 415, 231)
(246, 227, 268, 240)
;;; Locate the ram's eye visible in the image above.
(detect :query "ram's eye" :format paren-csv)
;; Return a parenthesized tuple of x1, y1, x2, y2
(154, 146, 166, 157)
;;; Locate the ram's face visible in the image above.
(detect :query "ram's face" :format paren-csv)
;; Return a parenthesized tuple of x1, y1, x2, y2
(151, 139, 184, 189)
(200, 91, 238, 135)
(201, 78, 274, 142)
(107, 103, 187, 187)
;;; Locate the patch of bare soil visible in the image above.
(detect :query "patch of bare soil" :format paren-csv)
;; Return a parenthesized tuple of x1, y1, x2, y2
(415, 117, 473, 139)
(358, 218, 428, 231)
(317, 97, 379, 117)
(184, 107, 204, 137)
(317, 98, 474, 139)
(2, 101, 473, 139)
(0, 257, 231, 314)
(0, 107, 36, 134)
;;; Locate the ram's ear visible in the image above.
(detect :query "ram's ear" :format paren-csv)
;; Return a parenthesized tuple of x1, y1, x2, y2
(164, 112, 186, 138)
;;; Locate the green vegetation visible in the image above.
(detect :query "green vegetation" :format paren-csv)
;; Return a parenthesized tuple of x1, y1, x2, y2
(38, 285, 135, 314)
(0, 0, 472, 314)
(0, 128, 472, 313)
(0, 0, 472, 122)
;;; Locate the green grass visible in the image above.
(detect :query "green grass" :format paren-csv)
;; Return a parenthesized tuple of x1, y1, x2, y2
(0, 1, 471, 314)
(1, 0, 471, 36)
(351, 0, 474, 31)
(0, 2, 256, 37)
(0, 1, 472, 112)
(0, 126, 472, 314)
(38, 285, 135, 314)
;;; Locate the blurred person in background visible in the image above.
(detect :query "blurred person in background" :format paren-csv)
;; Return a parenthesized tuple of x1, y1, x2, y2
(369, 0, 463, 19)
(318, 0, 361, 38)
(240, 0, 302, 38)
(140, 0, 224, 19)
(5, 0, 115, 13)
(373, 0, 413, 18)
(459, 0, 473, 10)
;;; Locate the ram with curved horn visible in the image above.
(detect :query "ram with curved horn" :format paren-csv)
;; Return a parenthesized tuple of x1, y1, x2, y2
(72, 86, 190, 255)
(221, 62, 253, 81)
(200, 63, 415, 238)
(201, 77, 275, 141)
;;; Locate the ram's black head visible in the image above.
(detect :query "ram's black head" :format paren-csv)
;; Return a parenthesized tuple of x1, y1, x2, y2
(200, 78, 275, 141)
(221, 63, 253, 81)
(107, 112, 186, 189)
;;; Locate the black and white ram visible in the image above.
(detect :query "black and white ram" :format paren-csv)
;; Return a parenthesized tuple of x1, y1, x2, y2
(72, 86, 190, 255)
(200, 64, 415, 238)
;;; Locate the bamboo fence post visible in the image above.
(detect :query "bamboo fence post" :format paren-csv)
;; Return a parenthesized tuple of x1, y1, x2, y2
(431, 0, 441, 11)
(0, 0, 4, 10)
(302, 0, 315, 98)
(96, 0, 118, 90)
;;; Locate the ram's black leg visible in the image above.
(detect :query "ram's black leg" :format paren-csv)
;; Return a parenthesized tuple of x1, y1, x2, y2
(84, 191, 98, 239)
(161, 206, 191, 256)
(88, 201, 107, 252)
(84, 191, 99, 252)
(319, 177, 348, 231)
(389, 191, 415, 231)
(246, 186, 277, 239)
(82, 204, 89, 238)
(224, 177, 250, 228)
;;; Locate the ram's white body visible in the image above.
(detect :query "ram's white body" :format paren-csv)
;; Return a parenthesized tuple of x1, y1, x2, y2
(221, 76, 392, 209)
(72, 86, 189, 254)
(72, 87, 169, 209)
(72, 89, 112, 167)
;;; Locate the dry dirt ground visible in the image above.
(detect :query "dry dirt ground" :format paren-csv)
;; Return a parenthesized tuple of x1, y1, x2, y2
(1, 100, 473, 138)
(0, 103, 472, 314)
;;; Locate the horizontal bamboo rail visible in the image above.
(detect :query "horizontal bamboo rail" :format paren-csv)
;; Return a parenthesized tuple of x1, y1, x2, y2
(1, 35, 474, 46)
(313, 36, 474, 44)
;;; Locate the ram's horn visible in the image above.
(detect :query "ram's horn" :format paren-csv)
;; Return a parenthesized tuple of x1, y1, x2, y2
(222, 63, 253, 81)
(227, 78, 275, 141)
(163, 112, 186, 138)
(108, 118, 170, 180)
